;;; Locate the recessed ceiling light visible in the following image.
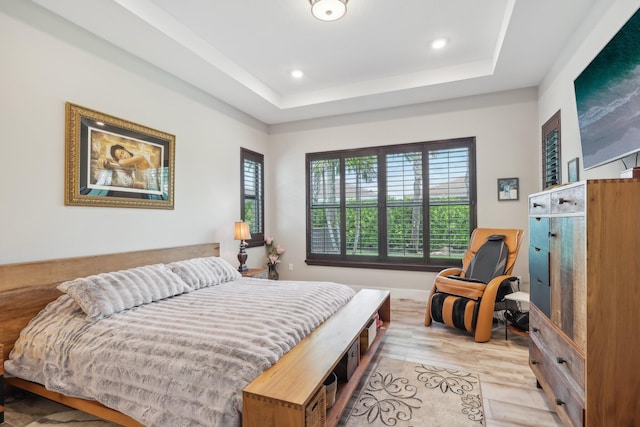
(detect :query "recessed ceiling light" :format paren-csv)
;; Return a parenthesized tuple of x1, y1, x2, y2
(431, 38, 448, 50)
(291, 69, 304, 79)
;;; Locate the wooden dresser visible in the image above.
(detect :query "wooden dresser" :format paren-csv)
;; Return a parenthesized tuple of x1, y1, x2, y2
(528, 179, 640, 427)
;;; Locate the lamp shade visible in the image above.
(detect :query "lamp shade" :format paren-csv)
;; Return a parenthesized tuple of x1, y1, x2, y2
(234, 221, 252, 240)
(310, 0, 347, 22)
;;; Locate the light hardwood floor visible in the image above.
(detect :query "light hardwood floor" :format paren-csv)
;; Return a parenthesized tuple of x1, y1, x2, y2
(361, 297, 562, 427)
(3, 297, 562, 427)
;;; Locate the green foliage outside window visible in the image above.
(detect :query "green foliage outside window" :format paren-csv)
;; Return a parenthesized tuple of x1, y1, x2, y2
(314, 197, 469, 260)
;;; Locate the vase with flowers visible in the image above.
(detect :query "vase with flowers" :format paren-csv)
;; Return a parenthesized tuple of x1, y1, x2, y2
(265, 237, 285, 280)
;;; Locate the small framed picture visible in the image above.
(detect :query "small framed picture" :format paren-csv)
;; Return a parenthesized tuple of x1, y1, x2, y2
(568, 157, 579, 182)
(497, 177, 519, 201)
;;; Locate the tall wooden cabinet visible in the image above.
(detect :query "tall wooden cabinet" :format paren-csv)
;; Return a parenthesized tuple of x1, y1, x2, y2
(528, 179, 640, 427)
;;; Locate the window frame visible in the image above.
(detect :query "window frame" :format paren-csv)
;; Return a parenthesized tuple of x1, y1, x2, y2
(542, 110, 561, 189)
(240, 148, 265, 248)
(305, 137, 477, 272)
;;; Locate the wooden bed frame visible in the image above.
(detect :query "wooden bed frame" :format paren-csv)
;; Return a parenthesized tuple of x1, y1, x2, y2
(0, 243, 390, 427)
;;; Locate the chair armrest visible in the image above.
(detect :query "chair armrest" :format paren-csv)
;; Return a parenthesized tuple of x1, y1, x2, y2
(433, 274, 486, 300)
(446, 276, 485, 284)
(482, 275, 512, 298)
(474, 274, 514, 342)
(435, 267, 463, 278)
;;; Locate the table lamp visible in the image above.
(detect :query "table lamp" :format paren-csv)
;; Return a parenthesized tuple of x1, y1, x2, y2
(234, 221, 251, 273)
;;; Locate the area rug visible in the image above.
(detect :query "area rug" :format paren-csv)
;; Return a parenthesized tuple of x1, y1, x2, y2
(25, 410, 119, 427)
(16, 359, 484, 427)
(344, 357, 484, 426)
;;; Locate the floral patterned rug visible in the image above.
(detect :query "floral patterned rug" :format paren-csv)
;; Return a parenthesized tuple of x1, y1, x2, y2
(8, 357, 484, 427)
(344, 357, 484, 426)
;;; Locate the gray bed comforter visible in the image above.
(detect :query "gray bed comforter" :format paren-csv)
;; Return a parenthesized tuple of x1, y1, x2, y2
(5, 278, 355, 426)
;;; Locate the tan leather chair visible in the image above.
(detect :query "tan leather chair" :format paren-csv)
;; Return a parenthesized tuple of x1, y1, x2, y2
(425, 228, 524, 342)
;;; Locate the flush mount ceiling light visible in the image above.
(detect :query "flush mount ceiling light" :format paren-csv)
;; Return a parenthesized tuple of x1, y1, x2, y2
(310, 0, 348, 22)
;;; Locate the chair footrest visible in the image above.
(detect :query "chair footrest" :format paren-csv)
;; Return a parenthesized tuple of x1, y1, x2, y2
(429, 293, 478, 333)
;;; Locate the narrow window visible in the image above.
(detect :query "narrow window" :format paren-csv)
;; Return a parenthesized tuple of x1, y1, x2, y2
(240, 148, 264, 247)
(542, 111, 561, 189)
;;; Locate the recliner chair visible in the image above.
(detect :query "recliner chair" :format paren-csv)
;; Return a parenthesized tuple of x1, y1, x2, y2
(424, 228, 524, 342)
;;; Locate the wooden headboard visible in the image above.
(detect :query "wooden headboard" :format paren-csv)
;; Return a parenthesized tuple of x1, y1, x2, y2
(0, 243, 220, 357)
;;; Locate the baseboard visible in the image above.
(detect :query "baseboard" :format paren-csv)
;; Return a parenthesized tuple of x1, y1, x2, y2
(350, 285, 430, 302)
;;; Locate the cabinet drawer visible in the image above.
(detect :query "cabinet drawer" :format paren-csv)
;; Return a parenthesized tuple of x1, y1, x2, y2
(550, 185, 585, 214)
(530, 307, 585, 390)
(529, 217, 550, 251)
(528, 247, 550, 317)
(530, 340, 584, 427)
(529, 193, 551, 214)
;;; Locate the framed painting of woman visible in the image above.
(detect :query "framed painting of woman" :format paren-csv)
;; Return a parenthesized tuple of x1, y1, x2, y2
(65, 102, 175, 209)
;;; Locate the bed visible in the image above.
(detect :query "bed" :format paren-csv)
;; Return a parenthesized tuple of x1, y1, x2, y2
(0, 244, 390, 427)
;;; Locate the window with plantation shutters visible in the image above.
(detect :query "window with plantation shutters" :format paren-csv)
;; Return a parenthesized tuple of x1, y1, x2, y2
(386, 150, 423, 258)
(241, 148, 264, 247)
(345, 154, 378, 256)
(427, 147, 473, 258)
(542, 111, 561, 189)
(306, 137, 476, 271)
(309, 157, 341, 254)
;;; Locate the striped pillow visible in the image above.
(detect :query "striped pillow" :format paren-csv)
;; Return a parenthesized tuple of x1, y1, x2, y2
(167, 256, 241, 290)
(58, 263, 191, 321)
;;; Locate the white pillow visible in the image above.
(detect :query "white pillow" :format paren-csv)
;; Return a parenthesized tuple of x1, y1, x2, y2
(167, 256, 241, 290)
(57, 263, 191, 321)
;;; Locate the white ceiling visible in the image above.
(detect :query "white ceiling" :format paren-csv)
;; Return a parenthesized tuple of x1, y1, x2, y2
(32, 0, 597, 124)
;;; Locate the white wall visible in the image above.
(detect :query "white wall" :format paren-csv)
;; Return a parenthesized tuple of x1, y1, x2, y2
(0, 1, 269, 266)
(268, 89, 539, 298)
(5, 0, 635, 300)
(538, 0, 640, 180)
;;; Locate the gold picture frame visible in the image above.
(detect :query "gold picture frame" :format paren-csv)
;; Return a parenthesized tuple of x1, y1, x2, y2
(65, 102, 175, 209)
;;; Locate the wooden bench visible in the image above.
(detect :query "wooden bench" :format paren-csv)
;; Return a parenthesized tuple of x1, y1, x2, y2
(243, 289, 391, 427)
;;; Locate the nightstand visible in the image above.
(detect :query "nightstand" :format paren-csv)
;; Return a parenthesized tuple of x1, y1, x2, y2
(1, 343, 4, 424)
(242, 268, 267, 279)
